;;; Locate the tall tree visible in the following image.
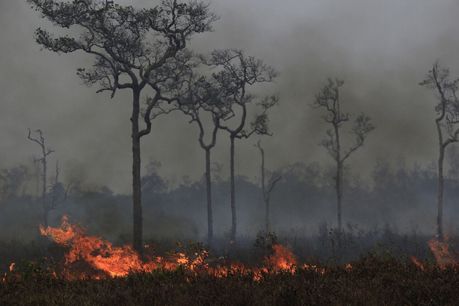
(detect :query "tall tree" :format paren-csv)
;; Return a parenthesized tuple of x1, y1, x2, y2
(209, 49, 278, 242)
(255, 141, 281, 233)
(28, 0, 217, 254)
(178, 77, 229, 246)
(420, 62, 459, 241)
(151, 71, 228, 246)
(313, 78, 374, 233)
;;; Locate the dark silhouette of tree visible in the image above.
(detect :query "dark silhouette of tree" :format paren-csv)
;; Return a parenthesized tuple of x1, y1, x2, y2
(28, 0, 217, 254)
(0, 165, 29, 200)
(313, 78, 374, 234)
(144, 53, 228, 246)
(27, 129, 69, 227)
(142, 161, 167, 195)
(420, 62, 459, 240)
(177, 76, 230, 246)
(208, 49, 278, 242)
(255, 140, 281, 233)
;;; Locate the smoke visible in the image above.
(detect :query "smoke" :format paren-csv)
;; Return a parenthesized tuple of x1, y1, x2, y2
(1, 0, 459, 194)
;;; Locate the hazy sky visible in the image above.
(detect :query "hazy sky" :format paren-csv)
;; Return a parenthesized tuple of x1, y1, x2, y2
(1, 0, 459, 193)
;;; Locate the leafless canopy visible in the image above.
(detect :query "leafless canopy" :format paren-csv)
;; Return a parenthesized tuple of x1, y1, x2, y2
(420, 61, 459, 147)
(206, 49, 279, 138)
(314, 78, 374, 163)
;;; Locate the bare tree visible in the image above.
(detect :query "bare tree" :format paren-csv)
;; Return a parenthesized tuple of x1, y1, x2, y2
(28, 0, 217, 254)
(420, 62, 459, 241)
(27, 129, 69, 226)
(313, 78, 374, 234)
(178, 77, 229, 246)
(27, 129, 53, 226)
(208, 49, 278, 242)
(150, 65, 232, 246)
(255, 141, 281, 233)
(0, 165, 30, 200)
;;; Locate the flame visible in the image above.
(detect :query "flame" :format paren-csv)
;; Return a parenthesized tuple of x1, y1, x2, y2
(428, 239, 458, 269)
(266, 244, 297, 272)
(34, 217, 459, 280)
(40, 216, 162, 278)
(410, 256, 425, 271)
(37, 216, 336, 281)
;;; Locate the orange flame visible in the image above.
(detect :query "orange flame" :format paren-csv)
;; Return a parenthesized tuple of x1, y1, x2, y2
(410, 256, 425, 271)
(38, 216, 334, 280)
(428, 239, 458, 269)
(266, 244, 297, 273)
(40, 216, 162, 278)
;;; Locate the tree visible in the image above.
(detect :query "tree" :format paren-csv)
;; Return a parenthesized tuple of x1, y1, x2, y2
(209, 49, 278, 242)
(420, 62, 459, 240)
(177, 75, 231, 246)
(27, 129, 69, 227)
(28, 0, 217, 254)
(313, 78, 374, 233)
(0, 165, 30, 200)
(255, 141, 281, 233)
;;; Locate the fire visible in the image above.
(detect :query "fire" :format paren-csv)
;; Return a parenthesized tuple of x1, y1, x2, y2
(35, 216, 333, 281)
(40, 216, 160, 278)
(31, 216, 459, 280)
(410, 239, 459, 271)
(410, 256, 425, 271)
(266, 244, 297, 273)
(427, 239, 458, 269)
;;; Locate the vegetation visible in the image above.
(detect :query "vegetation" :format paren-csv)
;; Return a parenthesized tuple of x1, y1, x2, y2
(1, 253, 459, 305)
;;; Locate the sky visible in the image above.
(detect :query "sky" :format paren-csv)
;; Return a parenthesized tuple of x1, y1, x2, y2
(1, 0, 459, 193)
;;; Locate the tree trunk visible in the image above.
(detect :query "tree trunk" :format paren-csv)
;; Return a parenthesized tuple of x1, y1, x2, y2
(336, 160, 343, 233)
(334, 124, 342, 234)
(205, 148, 213, 246)
(131, 89, 143, 255)
(437, 145, 445, 241)
(43, 209, 49, 228)
(259, 144, 269, 233)
(42, 155, 48, 227)
(265, 197, 270, 233)
(230, 136, 237, 242)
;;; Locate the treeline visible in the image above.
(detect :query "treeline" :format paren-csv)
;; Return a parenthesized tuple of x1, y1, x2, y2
(2, 157, 459, 242)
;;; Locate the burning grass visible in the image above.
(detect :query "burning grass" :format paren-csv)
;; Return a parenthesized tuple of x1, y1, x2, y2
(2, 217, 459, 305)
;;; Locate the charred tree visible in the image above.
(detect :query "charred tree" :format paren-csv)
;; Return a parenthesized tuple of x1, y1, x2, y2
(255, 141, 281, 233)
(420, 62, 459, 241)
(28, 0, 217, 254)
(27, 129, 69, 227)
(313, 79, 374, 234)
(27, 129, 54, 227)
(185, 108, 220, 246)
(209, 49, 278, 242)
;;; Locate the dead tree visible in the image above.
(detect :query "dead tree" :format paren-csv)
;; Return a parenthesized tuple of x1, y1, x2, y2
(255, 141, 281, 233)
(27, 129, 68, 226)
(209, 49, 278, 242)
(420, 62, 459, 241)
(27, 129, 53, 226)
(179, 77, 229, 246)
(313, 78, 374, 234)
(28, 0, 217, 254)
